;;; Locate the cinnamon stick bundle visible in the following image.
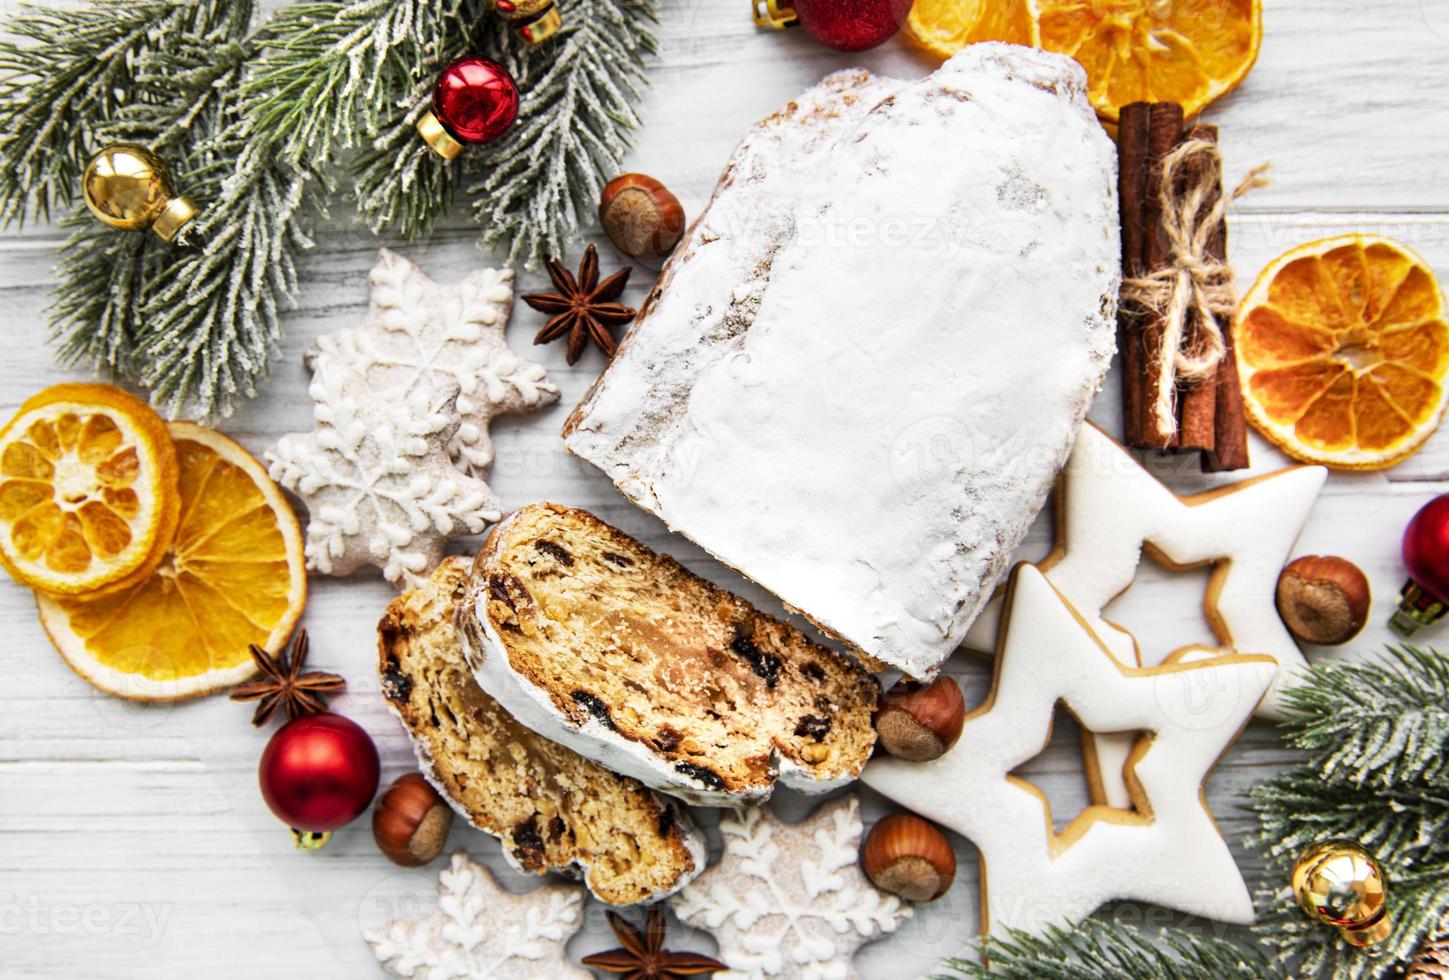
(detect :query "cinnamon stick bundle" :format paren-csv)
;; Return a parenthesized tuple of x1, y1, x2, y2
(1115, 102, 1250, 471)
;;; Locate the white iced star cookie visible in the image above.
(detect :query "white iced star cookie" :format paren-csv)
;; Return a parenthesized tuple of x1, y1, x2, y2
(964, 423, 1325, 805)
(267, 361, 501, 588)
(671, 796, 910, 979)
(865, 564, 1276, 940)
(366, 851, 590, 980)
(310, 249, 558, 478)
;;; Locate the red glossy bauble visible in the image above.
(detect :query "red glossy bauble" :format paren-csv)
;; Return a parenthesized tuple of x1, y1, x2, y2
(1392, 494, 1449, 635)
(259, 713, 380, 846)
(433, 56, 520, 144)
(793, 0, 914, 52)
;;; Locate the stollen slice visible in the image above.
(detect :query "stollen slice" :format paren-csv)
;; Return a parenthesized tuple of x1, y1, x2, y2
(457, 503, 881, 806)
(378, 556, 703, 905)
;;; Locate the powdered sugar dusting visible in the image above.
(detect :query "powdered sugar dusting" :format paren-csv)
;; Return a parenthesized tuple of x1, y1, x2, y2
(566, 45, 1119, 677)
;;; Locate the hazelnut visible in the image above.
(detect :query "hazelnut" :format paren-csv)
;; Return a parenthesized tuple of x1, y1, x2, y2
(373, 773, 454, 867)
(1276, 555, 1372, 646)
(599, 173, 686, 260)
(861, 813, 956, 902)
(874, 675, 966, 762)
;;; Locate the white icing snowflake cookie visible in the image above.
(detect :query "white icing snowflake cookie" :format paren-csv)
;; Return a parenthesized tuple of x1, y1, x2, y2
(310, 249, 558, 478)
(671, 796, 910, 979)
(267, 361, 500, 588)
(865, 564, 1277, 940)
(366, 850, 590, 980)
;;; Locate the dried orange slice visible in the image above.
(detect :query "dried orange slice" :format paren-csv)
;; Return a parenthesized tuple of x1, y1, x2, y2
(1236, 235, 1449, 470)
(1036, 0, 1262, 121)
(0, 383, 179, 595)
(37, 422, 306, 701)
(904, 0, 1035, 57)
(905, 0, 1262, 123)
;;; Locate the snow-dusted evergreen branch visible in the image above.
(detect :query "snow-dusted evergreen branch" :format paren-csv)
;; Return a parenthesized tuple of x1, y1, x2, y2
(1250, 646, 1449, 979)
(0, 0, 247, 225)
(466, 0, 659, 267)
(245, 0, 485, 166)
(4, 0, 658, 414)
(350, 12, 503, 240)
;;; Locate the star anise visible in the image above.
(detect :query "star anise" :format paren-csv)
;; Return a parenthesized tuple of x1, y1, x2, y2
(229, 630, 345, 726)
(522, 244, 637, 365)
(583, 907, 726, 979)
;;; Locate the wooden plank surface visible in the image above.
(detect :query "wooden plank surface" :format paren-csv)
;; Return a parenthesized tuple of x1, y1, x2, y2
(2, 1, 1448, 977)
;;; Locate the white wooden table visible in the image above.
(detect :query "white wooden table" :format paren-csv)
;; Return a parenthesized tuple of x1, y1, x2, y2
(3, 2, 1448, 977)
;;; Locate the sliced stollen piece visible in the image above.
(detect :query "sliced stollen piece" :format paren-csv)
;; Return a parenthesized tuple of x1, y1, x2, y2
(564, 43, 1120, 679)
(377, 556, 704, 905)
(457, 503, 881, 806)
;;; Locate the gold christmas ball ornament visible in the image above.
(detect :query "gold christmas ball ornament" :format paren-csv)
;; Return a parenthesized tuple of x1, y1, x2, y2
(492, 0, 562, 44)
(1291, 839, 1392, 947)
(82, 144, 198, 242)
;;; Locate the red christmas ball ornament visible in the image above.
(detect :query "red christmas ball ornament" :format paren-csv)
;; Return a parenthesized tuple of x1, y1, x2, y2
(417, 56, 520, 160)
(753, 0, 914, 52)
(259, 713, 380, 849)
(1392, 494, 1449, 635)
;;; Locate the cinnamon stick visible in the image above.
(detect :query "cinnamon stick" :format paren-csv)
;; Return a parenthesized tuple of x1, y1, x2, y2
(1116, 102, 1152, 447)
(1175, 123, 1220, 453)
(1204, 222, 1251, 469)
(1139, 102, 1185, 449)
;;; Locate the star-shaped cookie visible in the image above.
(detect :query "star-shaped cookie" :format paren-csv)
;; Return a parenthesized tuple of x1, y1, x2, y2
(309, 249, 558, 478)
(964, 423, 1325, 804)
(864, 564, 1276, 940)
(671, 796, 910, 979)
(366, 851, 590, 979)
(267, 362, 500, 588)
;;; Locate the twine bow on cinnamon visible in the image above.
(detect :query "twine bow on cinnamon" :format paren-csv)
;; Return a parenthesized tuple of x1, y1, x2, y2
(1121, 139, 1270, 437)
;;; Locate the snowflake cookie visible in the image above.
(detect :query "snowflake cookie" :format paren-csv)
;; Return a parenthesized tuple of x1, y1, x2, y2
(310, 249, 558, 477)
(267, 360, 501, 588)
(366, 850, 590, 980)
(671, 796, 910, 979)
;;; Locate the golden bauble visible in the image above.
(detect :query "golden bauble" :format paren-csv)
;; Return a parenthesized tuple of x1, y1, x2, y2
(493, 0, 554, 19)
(492, 0, 560, 44)
(82, 143, 197, 242)
(1292, 839, 1391, 947)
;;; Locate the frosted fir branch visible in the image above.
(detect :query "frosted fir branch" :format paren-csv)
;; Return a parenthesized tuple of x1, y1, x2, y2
(349, 9, 502, 238)
(1250, 647, 1449, 979)
(39, 14, 327, 419)
(939, 920, 1266, 980)
(134, 127, 328, 418)
(50, 212, 157, 374)
(466, 0, 659, 267)
(1274, 646, 1449, 791)
(245, 0, 487, 166)
(0, 0, 248, 225)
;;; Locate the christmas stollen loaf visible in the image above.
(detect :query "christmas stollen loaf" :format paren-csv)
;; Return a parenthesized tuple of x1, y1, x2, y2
(377, 556, 704, 904)
(563, 43, 1120, 678)
(457, 503, 881, 806)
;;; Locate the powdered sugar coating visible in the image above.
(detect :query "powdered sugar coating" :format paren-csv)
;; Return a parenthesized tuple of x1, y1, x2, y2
(565, 45, 1120, 677)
